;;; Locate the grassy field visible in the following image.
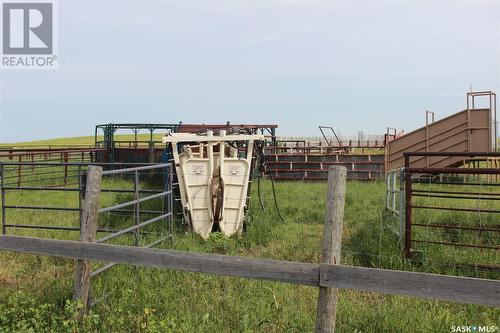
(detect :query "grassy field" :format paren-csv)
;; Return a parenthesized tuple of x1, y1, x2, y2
(0, 138, 498, 332)
(0, 134, 167, 148)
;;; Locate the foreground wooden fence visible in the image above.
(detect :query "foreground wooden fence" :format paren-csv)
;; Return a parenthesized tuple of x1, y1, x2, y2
(2, 234, 498, 306)
(0, 166, 498, 332)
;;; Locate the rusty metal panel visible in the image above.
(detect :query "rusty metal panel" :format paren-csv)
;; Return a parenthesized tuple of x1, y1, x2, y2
(309, 155, 338, 163)
(357, 163, 383, 172)
(386, 109, 492, 170)
(275, 155, 306, 162)
(266, 154, 384, 181)
(178, 124, 277, 133)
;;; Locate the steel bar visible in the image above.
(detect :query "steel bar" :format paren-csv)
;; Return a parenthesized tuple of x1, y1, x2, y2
(412, 193, 500, 200)
(95, 212, 172, 243)
(412, 239, 500, 250)
(399, 167, 405, 244)
(263, 145, 384, 150)
(0, 162, 160, 166)
(100, 188, 162, 194)
(412, 189, 500, 196)
(412, 223, 500, 232)
(146, 235, 169, 248)
(475, 263, 500, 271)
(134, 170, 140, 246)
(406, 168, 500, 175)
(0, 148, 103, 158)
(168, 165, 174, 239)
(411, 179, 500, 186)
(3, 205, 80, 211)
(18, 155, 22, 187)
(1, 165, 6, 235)
(387, 207, 399, 214)
(78, 165, 83, 231)
(4, 224, 81, 231)
(0, 147, 97, 153)
(2, 186, 80, 191)
(98, 191, 170, 214)
(404, 155, 412, 258)
(101, 164, 170, 176)
(90, 262, 117, 277)
(1, 168, 80, 179)
(4, 175, 80, 185)
(106, 209, 164, 215)
(3, 182, 80, 188)
(2, 224, 129, 233)
(90, 236, 168, 277)
(404, 151, 500, 157)
(412, 205, 500, 214)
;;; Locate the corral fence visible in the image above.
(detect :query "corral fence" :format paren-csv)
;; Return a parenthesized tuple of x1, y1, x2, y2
(89, 164, 173, 277)
(385, 167, 405, 241)
(265, 139, 385, 155)
(0, 161, 173, 241)
(264, 153, 385, 181)
(74, 164, 173, 309)
(400, 152, 500, 270)
(0, 166, 499, 333)
(0, 148, 102, 187)
(0, 160, 174, 312)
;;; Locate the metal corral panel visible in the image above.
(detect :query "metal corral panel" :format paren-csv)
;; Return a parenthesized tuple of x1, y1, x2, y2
(371, 155, 385, 163)
(265, 154, 384, 181)
(114, 148, 151, 163)
(386, 109, 492, 170)
(272, 155, 306, 162)
(307, 155, 338, 162)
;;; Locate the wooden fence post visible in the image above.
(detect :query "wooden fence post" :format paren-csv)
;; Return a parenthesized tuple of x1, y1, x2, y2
(315, 166, 347, 333)
(73, 165, 102, 319)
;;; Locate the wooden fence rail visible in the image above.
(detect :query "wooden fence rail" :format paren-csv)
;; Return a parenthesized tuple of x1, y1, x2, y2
(0, 235, 498, 307)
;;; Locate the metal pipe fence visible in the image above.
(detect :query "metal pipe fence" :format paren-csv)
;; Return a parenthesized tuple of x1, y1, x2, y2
(0, 161, 174, 304)
(90, 163, 173, 277)
(0, 148, 101, 187)
(0, 162, 173, 239)
(402, 152, 500, 270)
(385, 168, 405, 243)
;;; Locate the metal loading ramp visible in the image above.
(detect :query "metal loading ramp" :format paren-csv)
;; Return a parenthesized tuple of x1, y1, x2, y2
(386, 91, 497, 170)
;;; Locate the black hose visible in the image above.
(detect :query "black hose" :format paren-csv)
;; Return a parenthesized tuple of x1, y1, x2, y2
(257, 174, 266, 213)
(269, 172, 286, 224)
(256, 141, 285, 224)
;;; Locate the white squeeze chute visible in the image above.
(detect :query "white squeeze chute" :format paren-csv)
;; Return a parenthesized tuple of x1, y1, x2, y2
(162, 130, 263, 239)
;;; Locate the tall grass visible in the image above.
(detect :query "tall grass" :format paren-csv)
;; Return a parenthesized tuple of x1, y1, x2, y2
(0, 176, 499, 332)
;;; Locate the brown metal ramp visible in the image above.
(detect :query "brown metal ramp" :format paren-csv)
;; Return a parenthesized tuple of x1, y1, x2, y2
(386, 91, 497, 170)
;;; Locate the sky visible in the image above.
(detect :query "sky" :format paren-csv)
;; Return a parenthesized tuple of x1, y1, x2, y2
(0, 0, 499, 142)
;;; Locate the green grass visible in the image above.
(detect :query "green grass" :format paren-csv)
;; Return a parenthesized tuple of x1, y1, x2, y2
(0, 175, 499, 332)
(0, 135, 97, 148)
(0, 136, 498, 332)
(0, 134, 166, 148)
